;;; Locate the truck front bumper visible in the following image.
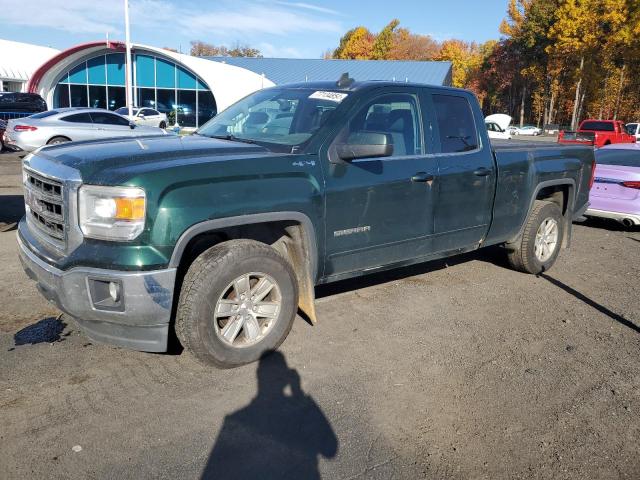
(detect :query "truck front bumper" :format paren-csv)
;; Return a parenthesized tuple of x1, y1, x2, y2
(17, 225, 176, 352)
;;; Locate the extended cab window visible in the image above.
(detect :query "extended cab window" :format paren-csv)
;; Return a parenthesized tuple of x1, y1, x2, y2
(344, 93, 423, 156)
(433, 95, 479, 153)
(197, 88, 346, 152)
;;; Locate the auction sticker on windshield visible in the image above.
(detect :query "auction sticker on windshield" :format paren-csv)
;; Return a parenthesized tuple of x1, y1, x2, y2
(309, 91, 348, 103)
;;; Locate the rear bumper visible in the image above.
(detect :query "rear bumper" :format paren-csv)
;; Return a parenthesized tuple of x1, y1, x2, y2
(585, 208, 640, 226)
(17, 222, 176, 352)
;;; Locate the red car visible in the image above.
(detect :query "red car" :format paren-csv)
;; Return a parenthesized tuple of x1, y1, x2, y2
(558, 119, 636, 148)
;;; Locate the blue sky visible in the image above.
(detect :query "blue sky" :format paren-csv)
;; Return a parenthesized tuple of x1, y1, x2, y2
(0, 0, 508, 58)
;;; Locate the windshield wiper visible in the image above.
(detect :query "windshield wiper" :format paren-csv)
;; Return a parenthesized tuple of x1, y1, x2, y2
(208, 134, 255, 144)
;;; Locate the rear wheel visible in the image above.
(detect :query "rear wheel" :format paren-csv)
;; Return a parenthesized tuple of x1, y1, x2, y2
(507, 200, 564, 274)
(175, 240, 299, 368)
(47, 136, 71, 145)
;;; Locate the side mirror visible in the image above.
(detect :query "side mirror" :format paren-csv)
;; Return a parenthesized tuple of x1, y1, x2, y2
(335, 132, 394, 161)
(139, 114, 146, 119)
(129, 122, 136, 129)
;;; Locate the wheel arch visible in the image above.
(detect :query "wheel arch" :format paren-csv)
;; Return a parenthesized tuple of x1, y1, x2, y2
(169, 212, 319, 323)
(509, 179, 576, 248)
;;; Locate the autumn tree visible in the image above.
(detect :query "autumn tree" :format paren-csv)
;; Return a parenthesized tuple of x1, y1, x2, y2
(371, 19, 400, 60)
(333, 27, 375, 59)
(389, 29, 440, 61)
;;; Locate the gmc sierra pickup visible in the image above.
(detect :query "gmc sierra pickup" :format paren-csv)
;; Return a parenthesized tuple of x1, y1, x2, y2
(18, 78, 595, 367)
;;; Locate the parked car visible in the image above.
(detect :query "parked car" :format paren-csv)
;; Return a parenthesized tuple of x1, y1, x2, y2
(18, 80, 595, 368)
(485, 114, 512, 140)
(558, 119, 636, 148)
(0, 92, 47, 119)
(4, 108, 169, 152)
(511, 125, 542, 136)
(585, 143, 640, 227)
(626, 122, 640, 141)
(115, 107, 168, 129)
(0, 118, 6, 151)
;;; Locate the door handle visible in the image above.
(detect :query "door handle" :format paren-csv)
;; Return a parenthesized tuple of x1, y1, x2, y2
(411, 172, 435, 183)
(473, 167, 492, 177)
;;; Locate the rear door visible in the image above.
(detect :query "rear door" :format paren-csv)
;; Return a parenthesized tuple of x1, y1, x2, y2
(58, 112, 96, 141)
(90, 111, 134, 137)
(428, 92, 496, 252)
(322, 89, 438, 277)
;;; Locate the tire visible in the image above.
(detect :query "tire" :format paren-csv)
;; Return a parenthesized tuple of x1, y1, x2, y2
(507, 200, 564, 274)
(159, 121, 166, 129)
(47, 136, 71, 145)
(175, 240, 299, 368)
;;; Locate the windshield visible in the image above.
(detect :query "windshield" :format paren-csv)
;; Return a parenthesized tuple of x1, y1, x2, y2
(197, 88, 348, 151)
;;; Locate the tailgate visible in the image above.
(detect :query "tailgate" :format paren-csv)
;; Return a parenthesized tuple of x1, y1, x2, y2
(559, 131, 595, 145)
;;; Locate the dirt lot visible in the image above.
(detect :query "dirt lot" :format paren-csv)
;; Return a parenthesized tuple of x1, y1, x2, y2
(0, 149, 639, 479)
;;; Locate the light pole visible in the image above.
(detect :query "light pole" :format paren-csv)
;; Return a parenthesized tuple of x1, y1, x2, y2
(124, 0, 133, 118)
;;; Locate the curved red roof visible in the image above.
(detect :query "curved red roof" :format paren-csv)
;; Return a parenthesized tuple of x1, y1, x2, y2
(27, 41, 126, 93)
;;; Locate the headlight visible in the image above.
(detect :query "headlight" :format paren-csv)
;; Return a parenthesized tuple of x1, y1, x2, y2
(78, 185, 146, 240)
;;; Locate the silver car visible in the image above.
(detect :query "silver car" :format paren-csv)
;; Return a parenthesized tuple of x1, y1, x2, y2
(4, 108, 169, 152)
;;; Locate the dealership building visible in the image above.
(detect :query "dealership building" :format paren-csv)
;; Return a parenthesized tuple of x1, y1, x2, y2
(1, 39, 452, 128)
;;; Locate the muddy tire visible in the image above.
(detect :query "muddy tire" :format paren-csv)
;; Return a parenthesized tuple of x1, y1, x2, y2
(175, 240, 298, 368)
(507, 200, 564, 274)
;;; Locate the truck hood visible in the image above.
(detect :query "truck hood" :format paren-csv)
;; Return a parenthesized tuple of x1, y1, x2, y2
(485, 114, 512, 131)
(30, 134, 273, 183)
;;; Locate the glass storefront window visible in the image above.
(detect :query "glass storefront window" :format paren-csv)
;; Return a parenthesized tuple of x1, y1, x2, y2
(156, 89, 176, 115)
(69, 84, 88, 107)
(107, 86, 126, 110)
(54, 84, 70, 108)
(177, 90, 196, 127)
(198, 90, 217, 127)
(89, 85, 106, 109)
(137, 88, 156, 109)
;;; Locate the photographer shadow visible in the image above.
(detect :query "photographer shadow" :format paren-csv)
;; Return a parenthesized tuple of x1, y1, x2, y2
(201, 351, 338, 480)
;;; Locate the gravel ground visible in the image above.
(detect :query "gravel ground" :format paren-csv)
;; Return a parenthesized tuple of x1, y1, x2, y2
(0, 148, 639, 479)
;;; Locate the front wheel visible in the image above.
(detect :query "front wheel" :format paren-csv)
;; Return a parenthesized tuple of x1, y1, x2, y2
(159, 121, 166, 129)
(506, 200, 564, 274)
(175, 240, 299, 368)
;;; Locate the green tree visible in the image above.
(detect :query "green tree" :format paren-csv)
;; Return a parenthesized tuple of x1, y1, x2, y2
(371, 19, 400, 60)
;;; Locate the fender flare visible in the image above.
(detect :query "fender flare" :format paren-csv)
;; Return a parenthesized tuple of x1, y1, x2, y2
(509, 179, 577, 247)
(169, 212, 320, 323)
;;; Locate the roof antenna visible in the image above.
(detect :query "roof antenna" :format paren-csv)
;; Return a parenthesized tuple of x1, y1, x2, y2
(337, 72, 354, 87)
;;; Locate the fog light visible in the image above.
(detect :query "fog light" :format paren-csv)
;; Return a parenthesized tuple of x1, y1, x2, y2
(88, 278, 124, 312)
(109, 282, 120, 302)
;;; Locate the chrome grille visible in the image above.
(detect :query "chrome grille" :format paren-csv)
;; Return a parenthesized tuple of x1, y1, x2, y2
(24, 169, 66, 243)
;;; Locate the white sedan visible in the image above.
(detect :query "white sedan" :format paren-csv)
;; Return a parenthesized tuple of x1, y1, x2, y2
(511, 125, 542, 136)
(116, 107, 168, 129)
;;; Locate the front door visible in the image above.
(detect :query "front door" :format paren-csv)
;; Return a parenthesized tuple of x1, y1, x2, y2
(89, 111, 134, 138)
(429, 92, 496, 252)
(322, 91, 438, 278)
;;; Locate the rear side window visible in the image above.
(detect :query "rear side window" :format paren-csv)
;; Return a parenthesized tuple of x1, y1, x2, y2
(60, 113, 93, 123)
(596, 149, 640, 167)
(581, 121, 615, 132)
(433, 95, 479, 153)
(90, 112, 130, 126)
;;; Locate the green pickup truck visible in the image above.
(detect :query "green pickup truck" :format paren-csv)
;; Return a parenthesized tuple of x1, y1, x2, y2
(18, 79, 595, 367)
